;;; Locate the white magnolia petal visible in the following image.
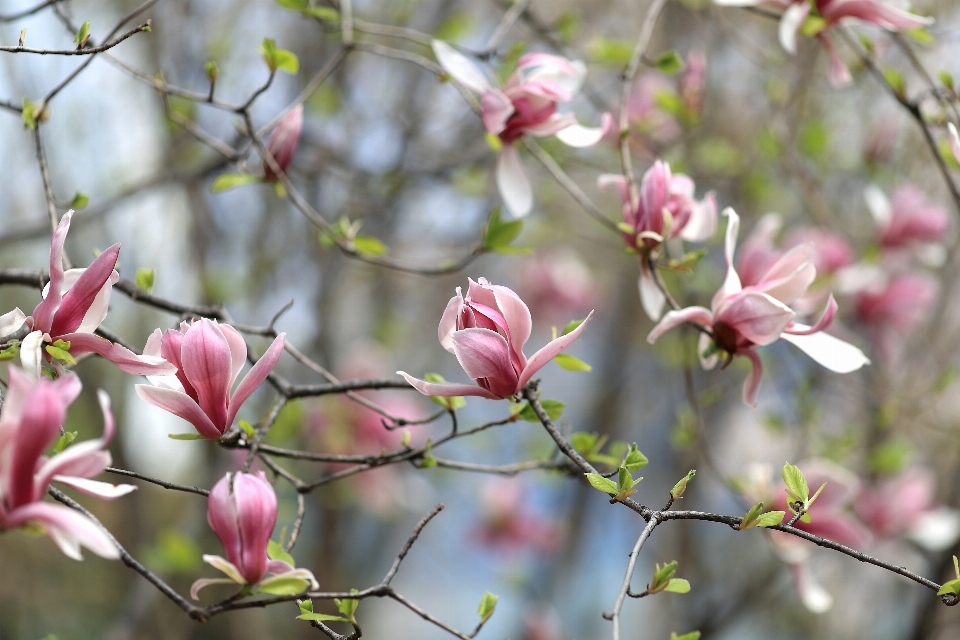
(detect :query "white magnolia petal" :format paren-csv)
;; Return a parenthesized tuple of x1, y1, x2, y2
(949, 123, 960, 165)
(778, 2, 810, 55)
(554, 120, 607, 148)
(191, 578, 240, 600)
(497, 145, 534, 218)
(20, 330, 45, 380)
(793, 563, 834, 614)
(638, 269, 666, 321)
(864, 185, 892, 230)
(53, 476, 138, 499)
(780, 329, 870, 373)
(431, 40, 491, 94)
(712, 0, 764, 5)
(203, 554, 247, 584)
(0, 308, 26, 336)
(908, 508, 960, 552)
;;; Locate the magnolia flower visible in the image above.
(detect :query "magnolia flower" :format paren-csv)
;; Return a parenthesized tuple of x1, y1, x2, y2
(135, 319, 285, 439)
(0, 368, 135, 560)
(647, 209, 869, 406)
(1, 211, 175, 380)
(855, 469, 960, 551)
(191, 472, 318, 598)
(475, 479, 563, 552)
(599, 160, 717, 319)
(263, 105, 303, 181)
(398, 277, 592, 399)
(949, 123, 960, 166)
(519, 249, 597, 324)
(432, 40, 610, 217)
(864, 185, 950, 252)
(714, 0, 932, 85)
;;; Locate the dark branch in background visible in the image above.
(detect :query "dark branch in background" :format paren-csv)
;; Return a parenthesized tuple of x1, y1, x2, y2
(0, 21, 150, 55)
(0, 0, 64, 22)
(106, 467, 210, 496)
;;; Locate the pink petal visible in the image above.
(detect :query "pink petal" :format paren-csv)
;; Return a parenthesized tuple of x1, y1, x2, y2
(35, 442, 111, 496)
(134, 384, 222, 439)
(395, 371, 500, 399)
(207, 478, 243, 569)
(219, 323, 250, 389)
(818, 34, 852, 87)
(232, 472, 277, 584)
(431, 40, 492, 94)
(740, 349, 764, 407)
(481, 90, 514, 135)
(181, 319, 234, 431)
(640, 160, 670, 235)
(646, 306, 714, 344)
(821, 0, 933, 29)
(438, 290, 464, 353)
(497, 145, 533, 218)
(517, 310, 593, 389)
(226, 333, 285, 429)
(752, 243, 816, 305)
(54, 476, 136, 499)
(716, 291, 795, 346)
(31, 211, 73, 334)
(450, 328, 519, 397)
(59, 332, 177, 376)
(5, 501, 118, 560)
(7, 381, 69, 509)
(19, 330, 44, 380)
(677, 191, 717, 243)
(784, 295, 837, 335)
(49, 244, 120, 337)
(486, 283, 533, 369)
(521, 112, 576, 138)
(712, 208, 743, 311)
(190, 577, 240, 600)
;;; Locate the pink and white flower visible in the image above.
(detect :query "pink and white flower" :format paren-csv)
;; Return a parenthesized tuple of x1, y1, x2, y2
(263, 105, 303, 181)
(0, 368, 135, 560)
(713, 0, 932, 86)
(398, 277, 592, 399)
(864, 184, 950, 254)
(1, 211, 175, 380)
(191, 471, 318, 598)
(135, 319, 285, 439)
(647, 209, 869, 406)
(599, 160, 717, 319)
(432, 40, 611, 217)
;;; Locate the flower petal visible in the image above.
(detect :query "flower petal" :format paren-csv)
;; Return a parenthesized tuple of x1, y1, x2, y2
(677, 191, 717, 243)
(53, 476, 136, 499)
(487, 283, 533, 369)
(717, 291, 794, 347)
(481, 90, 514, 135)
(517, 310, 593, 389)
(31, 211, 73, 334)
(497, 145, 534, 218)
(646, 306, 714, 344)
(450, 328, 519, 396)
(182, 319, 234, 431)
(134, 384, 222, 439)
(49, 244, 120, 337)
(432, 40, 491, 94)
(438, 290, 464, 353)
(712, 208, 743, 310)
(203, 554, 247, 584)
(554, 114, 613, 148)
(778, 1, 810, 54)
(396, 371, 500, 399)
(5, 501, 118, 560)
(226, 333, 285, 429)
(638, 266, 666, 321)
(949, 123, 960, 166)
(219, 323, 250, 389)
(780, 330, 870, 373)
(20, 330, 44, 380)
(0, 308, 26, 336)
(190, 578, 241, 600)
(740, 349, 764, 407)
(59, 332, 177, 376)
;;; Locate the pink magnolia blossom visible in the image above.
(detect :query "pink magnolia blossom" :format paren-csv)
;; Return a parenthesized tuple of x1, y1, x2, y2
(263, 105, 303, 181)
(737, 216, 854, 287)
(519, 249, 598, 324)
(474, 479, 563, 552)
(0, 211, 175, 380)
(599, 160, 717, 319)
(617, 73, 683, 149)
(855, 469, 960, 550)
(679, 51, 708, 116)
(647, 209, 868, 406)
(864, 185, 950, 250)
(714, 0, 932, 86)
(0, 368, 136, 560)
(135, 319, 285, 439)
(432, 40, 611, 217)
(191, 471, 317, 598)
(398, 277, 592, 399)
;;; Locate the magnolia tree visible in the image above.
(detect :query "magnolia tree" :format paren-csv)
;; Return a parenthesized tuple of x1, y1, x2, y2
(3, 0, 960, 638)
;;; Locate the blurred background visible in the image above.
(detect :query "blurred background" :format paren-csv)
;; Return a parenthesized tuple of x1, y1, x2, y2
(2, 0, 960, 638)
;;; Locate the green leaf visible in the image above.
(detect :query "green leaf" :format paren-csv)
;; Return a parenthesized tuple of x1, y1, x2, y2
(353, 236, 388, 256)
(553, 353, 592, 372)
(52, 431, 77, 454)
(651, 561, 678, 592)
(782, 463, 809, 503)
(571, 432, 598, 454)
(756, 511, 785, 528)
(739, 503, 764, 530)
(305, 6, 341, 21)
(671, 470, 696, 499)
(273, 49, 300, 74)
(70, 192, 90, 209)
(334, 590, 359, 622)
(297, 613, 350, 622)
(276, 0, 309, 10)
(799, 15, 826, 37)
(664, 578, 691, 594)
(670, 632, 701, 640)
(134, 268, 155, 292)
(211, 173, 262, 192)
(434, 12, 473, 43)
(939, 71, 955, 92)
(654, 50, 684, 75)
(416, 438, 437, 469)
(585, 473, 618, 495)
(807, 482, 827, 507)
(937, 578, 960, 597)
(561, 319, 585, 336)
(477, 591, 498, 622)
(45, 344, 76, 365)
(0, 344, 19, 361)
(586, 37, 633, 66)
(267, 540, 296, 566)
(905, 27, 934, 47)
(261, 38, 278, 71)
(238, 420, 257, 439)
(167, 433, 206, 440)
(481, 208, 524, 252)
(22, 98, 36, 130)
(484, 132, 503, 151)
(258, 577, 310, 595)
(423, 373, 466, 410)
(517, 399, 564, 422)
(883, 67, 906, 97)
(73, 20, 90, 46)
(618, 465, 634, 493)
(623, 444, 649, 472)
(299, 600, 314, 614)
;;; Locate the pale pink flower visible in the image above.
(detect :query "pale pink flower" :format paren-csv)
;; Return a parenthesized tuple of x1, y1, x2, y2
(865, 185, 950, 250)
(1, 211, 175, 380)
(714, 0, 932, 86)
(135, 319, 285, 439)
(647, 209, 868, 406)
(618, 74, 682, 149)
(474, 479, 563, 552)
(679, 51, 708, 116)
(191, 471, 318, 598)
(0, 368, 136, 560)
(599, 160, 717, 319)
(432, 40, 611, 217)
(519, 249, 597, 324)
(263, 105, 303, 181)
(398, 277, 592, 399)
(855, 470, 960, 550)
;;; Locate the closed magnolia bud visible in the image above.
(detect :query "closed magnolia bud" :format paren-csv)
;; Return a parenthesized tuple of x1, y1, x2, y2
(264, 105, 303, 181)
(207, 471, 278, 584)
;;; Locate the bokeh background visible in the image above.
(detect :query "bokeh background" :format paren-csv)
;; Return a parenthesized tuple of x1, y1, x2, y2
(3, 0, 960, 638)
